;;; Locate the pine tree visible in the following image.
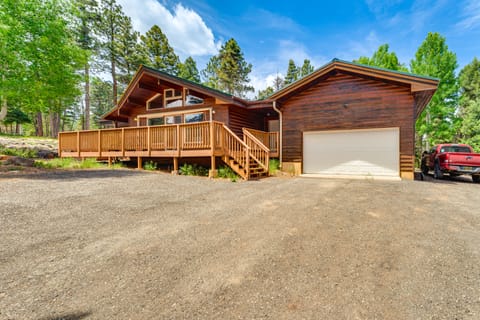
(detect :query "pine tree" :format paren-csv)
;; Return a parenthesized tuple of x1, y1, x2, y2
(216, 38, 254, 97)
(140, 25, 180, 75)
(354, 44, 407, 71)
(284, 59, 298, 86)
(459, 58, 480, 151)
(117, 16, 145, 87)
(73, 0, 99, 130)
(410, 32, 459, 150)
(257, 86, 275, 100)
(273, 74, 284, 91)
(90, 77, 114, 127)
(178, 57, 200, 83)
(299, 59, 314, 78)
(201, 39, 253, 97)
(97, 0, 126, 106)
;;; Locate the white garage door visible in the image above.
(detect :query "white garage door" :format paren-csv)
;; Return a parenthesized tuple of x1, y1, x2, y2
(303, 128, 399, 177)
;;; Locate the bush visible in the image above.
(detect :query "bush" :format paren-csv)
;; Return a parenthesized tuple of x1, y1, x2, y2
(0, 146, 38, 158)
(217, 165, 239, 182)
(269, 158, 280, 175)
(179, 163, 208, 176)
(34, 158, 104, 169)
(143, 161, 157, 171)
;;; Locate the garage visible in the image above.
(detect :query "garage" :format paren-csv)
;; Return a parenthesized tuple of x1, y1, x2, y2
(303, 128, 399, 177)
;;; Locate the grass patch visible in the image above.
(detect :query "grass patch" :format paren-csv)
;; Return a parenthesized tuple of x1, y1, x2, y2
(269, 158, 280, 175)
(143, 161, 157, 171)
(34, 158, 106, 169)
(0, 146, 38, 158)
(217, 165, 239, 182)
(179, 163, 208, 176)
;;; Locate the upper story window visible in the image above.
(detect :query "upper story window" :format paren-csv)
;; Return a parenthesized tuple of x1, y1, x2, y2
(164, 89, 183, 108)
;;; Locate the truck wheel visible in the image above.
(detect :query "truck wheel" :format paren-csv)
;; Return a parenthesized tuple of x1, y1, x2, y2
(473, 175, 480, 183)
(421, 162, 429, 175)
(434, 162, 443, 179)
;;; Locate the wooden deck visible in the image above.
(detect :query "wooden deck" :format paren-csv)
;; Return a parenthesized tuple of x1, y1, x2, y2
(58, 121, 279, 180)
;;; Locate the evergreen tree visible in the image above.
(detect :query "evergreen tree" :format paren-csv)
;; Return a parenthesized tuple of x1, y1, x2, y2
(90, 77, 114, 127)
(117, 16, 145, 86)
(354, 44, 407, 71)
(73, 0, 99, 130)
(140, 25, 180, 75)
(216, 38, 254, 97)
(178, 57, 200, 83)
(97, 0, 126, 106)
(257, 86, 275, 100)
(459, 58, 480, 151)
(273, 74, 284, 91)
(299, 59, 315, 78)
(201, 55, 220, 89)
(410, 32, 459, 150)
(284, 59, 298, 86)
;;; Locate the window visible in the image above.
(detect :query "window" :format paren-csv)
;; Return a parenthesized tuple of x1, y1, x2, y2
(164, 89, 183, 108)
(186, 95, 204, 106)
(165, 115, 182, 124)
(148, 117, 164, 126)
(185, 112, 205, 123)
(146, 93, 163, 110)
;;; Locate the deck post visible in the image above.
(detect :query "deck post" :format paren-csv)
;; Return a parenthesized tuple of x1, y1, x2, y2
(137, 156, 142, 170)
(108, 157, 112, 168)
(77, 131, 80, 158)
(209, 155, 217, 178)
(172, 157, 179, 175)
(98, 130, 101, 157)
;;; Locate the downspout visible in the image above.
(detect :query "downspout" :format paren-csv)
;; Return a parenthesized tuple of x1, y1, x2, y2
(272, 101, 282, 167)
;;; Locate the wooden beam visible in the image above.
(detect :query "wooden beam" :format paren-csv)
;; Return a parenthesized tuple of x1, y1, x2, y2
(137, 156, 142, 169)
(173, 157, 179, 175)
(138, 82, 163, 93)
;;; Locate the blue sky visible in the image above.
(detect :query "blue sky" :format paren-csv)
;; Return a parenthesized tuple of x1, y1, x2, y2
(117, 0, 480, 95)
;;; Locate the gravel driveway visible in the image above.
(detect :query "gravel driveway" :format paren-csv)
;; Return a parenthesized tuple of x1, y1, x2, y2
(1, 170, 480, 319)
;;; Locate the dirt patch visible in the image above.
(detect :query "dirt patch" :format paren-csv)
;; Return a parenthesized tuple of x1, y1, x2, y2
(1, 171, 480, 319)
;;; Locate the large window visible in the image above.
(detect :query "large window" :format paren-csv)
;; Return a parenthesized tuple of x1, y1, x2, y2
(165, 115, 182, 124)
(148, 117, 164, 126)
(185, 112, 205, 123)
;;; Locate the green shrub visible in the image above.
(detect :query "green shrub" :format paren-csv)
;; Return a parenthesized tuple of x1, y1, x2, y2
(143, 161, 157, 171)
(179, 163, 208, 176)
(269, 158, 280, 175)
(0, 146, 38, 158)
(35, 157, 104, 169)
(217, 165, 239, 182)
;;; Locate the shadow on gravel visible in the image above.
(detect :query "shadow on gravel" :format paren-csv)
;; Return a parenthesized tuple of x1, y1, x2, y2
(0, 169, 152, 181)
(38, 311, 92, 320)
(414, 171, 475, 184)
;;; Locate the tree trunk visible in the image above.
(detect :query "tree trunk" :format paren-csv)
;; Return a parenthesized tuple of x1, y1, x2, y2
(48, 111, 59, 137)
(112, 58, 117, 106)
(44, 113, 50, 137)
(15, 123, 19, 134)
(0, 96, 7, 121)
(35, 112, 44, 136)
(84, 62, 91, 130)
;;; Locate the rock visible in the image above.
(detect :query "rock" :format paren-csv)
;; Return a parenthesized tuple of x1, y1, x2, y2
(4, 156, 35, 167)
(37, 150, 57, 159)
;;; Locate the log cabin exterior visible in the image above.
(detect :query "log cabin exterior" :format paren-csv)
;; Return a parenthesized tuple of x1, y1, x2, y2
(58, 59, 438, 180)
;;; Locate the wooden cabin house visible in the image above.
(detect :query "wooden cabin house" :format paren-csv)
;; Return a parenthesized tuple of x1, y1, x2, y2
(58, 59, 438, 180)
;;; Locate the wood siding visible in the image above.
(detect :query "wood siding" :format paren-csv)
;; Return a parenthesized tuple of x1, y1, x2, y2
(228, 106, 263, 138)
(281, 72, 415, 176)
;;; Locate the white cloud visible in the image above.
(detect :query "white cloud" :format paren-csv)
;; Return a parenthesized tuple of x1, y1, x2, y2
(117, 0, 220, 58)
(342, 30, 382, 59)
(457, 0, 480, 30)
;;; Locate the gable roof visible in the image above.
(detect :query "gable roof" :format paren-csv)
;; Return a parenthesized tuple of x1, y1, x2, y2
(102, 65, 248, 121)
(268, 59, 439, 116)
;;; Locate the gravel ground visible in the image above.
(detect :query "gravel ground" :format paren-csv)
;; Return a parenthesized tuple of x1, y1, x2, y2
(1, 170, 480, 319)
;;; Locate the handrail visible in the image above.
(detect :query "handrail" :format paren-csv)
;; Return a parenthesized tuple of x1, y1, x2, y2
(243, 128, 279, 154)
(243, 129, 269, 172)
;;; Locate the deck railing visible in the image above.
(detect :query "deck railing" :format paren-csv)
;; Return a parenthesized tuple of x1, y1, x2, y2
(242, 128, 279, 157)
(58, 122, 274, 180)
(243, 129, 270, 172)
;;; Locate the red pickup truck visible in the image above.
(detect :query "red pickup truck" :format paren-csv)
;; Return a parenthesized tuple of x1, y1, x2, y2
(421, 144, 480, 182)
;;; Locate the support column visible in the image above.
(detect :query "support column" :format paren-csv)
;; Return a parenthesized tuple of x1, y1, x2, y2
(108, 157, 112, 168)
(209, 156, 217, 178)
(137, 156, 142, 169)
(172, 157, 179, 175)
